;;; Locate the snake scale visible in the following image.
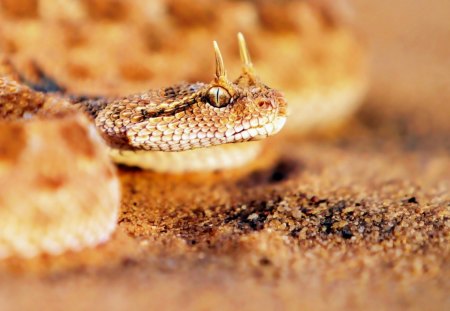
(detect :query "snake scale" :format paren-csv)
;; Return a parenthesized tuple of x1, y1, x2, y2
(0, 34, 288, 258)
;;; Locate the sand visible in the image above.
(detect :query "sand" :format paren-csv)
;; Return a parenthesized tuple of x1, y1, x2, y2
(0, 0, 449, 310)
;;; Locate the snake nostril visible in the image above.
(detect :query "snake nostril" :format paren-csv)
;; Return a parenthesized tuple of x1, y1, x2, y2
(257, 99, 274, 110)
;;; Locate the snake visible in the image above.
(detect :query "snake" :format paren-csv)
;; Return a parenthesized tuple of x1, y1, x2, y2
(0, 34, 288, 259)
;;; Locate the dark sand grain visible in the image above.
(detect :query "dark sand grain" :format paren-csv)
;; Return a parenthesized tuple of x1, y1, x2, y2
(0, 0, 449, 310)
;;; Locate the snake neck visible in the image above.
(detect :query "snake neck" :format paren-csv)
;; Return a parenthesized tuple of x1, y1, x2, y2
(13, 65, 111, 119)
(70, 96, 110, 119)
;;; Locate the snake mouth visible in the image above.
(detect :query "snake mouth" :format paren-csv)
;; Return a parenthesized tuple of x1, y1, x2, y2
(240, 115, 287, 141)
(258, 115, 286, 138)
(273, 115, 287, 134)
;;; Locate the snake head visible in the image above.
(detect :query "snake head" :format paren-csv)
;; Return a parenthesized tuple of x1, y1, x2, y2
(200, 33, 288, 143)
(97, 34, 287, 152)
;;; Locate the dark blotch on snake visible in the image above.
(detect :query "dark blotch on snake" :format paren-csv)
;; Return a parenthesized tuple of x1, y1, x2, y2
(0, 123, 26, 164)
(61, 120, 96, 158)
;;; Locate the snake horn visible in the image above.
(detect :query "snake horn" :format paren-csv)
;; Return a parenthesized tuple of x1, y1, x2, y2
(237, 32, 254, 73)
(213, 40, 227, 79)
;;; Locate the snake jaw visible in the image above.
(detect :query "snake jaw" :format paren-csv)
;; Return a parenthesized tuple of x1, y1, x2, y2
(269, 115, 287, 136)
(238, 116, 287, 141)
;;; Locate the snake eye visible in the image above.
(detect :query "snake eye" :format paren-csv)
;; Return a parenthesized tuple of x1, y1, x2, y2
(207, 86, 231, 108)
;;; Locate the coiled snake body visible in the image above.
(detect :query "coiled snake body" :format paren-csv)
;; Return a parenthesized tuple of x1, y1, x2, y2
(0, 34, 288, 258)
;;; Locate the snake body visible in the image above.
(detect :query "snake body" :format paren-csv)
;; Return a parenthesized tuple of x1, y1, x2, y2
(0, 34, 287, 258)
(0, 0, 368, 259)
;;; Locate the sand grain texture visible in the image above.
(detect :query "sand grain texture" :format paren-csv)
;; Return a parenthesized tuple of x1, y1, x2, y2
(0, 0, 449, 310)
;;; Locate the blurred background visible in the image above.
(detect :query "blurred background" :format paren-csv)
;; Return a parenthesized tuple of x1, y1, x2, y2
(0, 0, 449, 310)
(353, 0, 449, 149)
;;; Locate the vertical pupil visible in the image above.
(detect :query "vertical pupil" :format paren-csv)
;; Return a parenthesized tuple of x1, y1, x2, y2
(208, 87, 229, 107)
(215, 88, 220, 105)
